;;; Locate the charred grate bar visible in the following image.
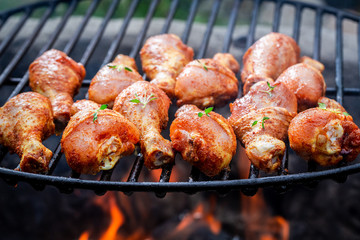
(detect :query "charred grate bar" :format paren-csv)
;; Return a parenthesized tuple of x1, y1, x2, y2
(0, 0, 359, 197)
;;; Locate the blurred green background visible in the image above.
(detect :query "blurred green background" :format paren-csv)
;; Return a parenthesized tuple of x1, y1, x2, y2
(0, 0, 225, 24)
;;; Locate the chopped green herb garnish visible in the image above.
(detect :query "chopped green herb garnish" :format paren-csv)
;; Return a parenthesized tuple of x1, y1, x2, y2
(130, 93, 157, 108)
(252, 116, 270, 129)
(196, 59, 208, 71)
(108, 64, 133, 72)
(260, 82, 276, 97)
(93, 104, 108, 122)
(198, 107, 213, 117)
(318, 102, 326, 110)
(317, 102, 350, 116)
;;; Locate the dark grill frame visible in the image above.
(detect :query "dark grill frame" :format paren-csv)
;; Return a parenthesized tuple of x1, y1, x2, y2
(1, 0, 360, 197)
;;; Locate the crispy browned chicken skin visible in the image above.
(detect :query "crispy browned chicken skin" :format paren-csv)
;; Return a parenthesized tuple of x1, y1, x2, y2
(241, 32, 300, 93)
(289, 97, 360, 166)
(61, 108, 139, 174)
(88, 54, 144, 108)
(140, 34, 194, 98)
(0, 92, 55, 173)
(29, 49, 86, 129)
(277, 63, 326, 112)
(113, 81, 174, 169)
(228, 81, 297, 171)
(170, 105, 236, 177)
(175, 59, 238, 109)
(213, 53, 240, 74)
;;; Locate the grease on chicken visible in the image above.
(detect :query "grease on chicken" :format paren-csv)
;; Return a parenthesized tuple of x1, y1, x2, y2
(241, 32, 300, 93)
(29, 49, 85, 130)
(175, 59, 238, 109)
(277, 63, 326, 112)
(228, 81, 297, 171)
(61, 108, 139, 174)
(88, 54, 144, 108)
(0, 92, 55, 173)
(170, 105, 236, 177)
(113, 81, 174, 169)
(289, 98, 360, 166)
(213, 53, 240, 74)
(140, 34, 194, 97)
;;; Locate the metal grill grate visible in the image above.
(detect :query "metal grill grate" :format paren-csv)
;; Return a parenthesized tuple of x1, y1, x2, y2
(1, 0, 360, 197)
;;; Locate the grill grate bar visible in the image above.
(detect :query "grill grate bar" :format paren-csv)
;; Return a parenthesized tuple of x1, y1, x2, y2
(292, 3, 302, 43)
(127, 153, 144, 183)
(129, 0, 160, 59)
(335, 14, 344, 104)
(181, 0, 199, 44)
(272, 0, 282, 32)
(222, 0, 241, 53)
(313, 8, 323, 61)
(7, 0, 78, 101)
(245, 0, 261, 50)
(127, 0, 182, 187)
(161, 0, 179, 34)
(1, 0, 360, 195)
(63, 0, 101, 55)
(47, 144, 63, 175)
(243, 0, 262, 194)
(0, 3, 57, 87)
(242, 163, 260, 196)
(0, 10, 32, 57)
(31, 0, 103, 178)
(102, 0, 140, 66)
(80, 0, 121, 66)
(196, 0, 221, 59)
(358, 20, 360, 83)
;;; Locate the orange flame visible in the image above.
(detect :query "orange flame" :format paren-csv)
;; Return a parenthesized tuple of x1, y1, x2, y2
(175, 197, 221, 235)
(238, 146, 289, 240)
(99, 194, 124, 240)
(78, 231, 89, 240)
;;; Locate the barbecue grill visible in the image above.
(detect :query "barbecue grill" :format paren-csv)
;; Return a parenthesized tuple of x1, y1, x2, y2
(1, 0, 360, 197)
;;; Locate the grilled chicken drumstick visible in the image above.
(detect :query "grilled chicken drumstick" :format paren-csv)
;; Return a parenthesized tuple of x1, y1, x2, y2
(170, 105, 237, 177)
(241, 32, 300, 93)
(175, 58, 238, 109)
(140, 33, 194, 98)
(228, 81, 297, 171)
(88, 54, 144, 108)
(29, 49, 86, 130)
(113, 81, 174, 169)
(289, 97, 360, 166)
(0, 92, 55, 173)
(61, 105, 139, 175)
(277, 63, 326, 112)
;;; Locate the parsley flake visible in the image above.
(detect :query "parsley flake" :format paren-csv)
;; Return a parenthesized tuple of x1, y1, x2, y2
(260, 82, 276, 97)
(108, 64, 133, 72)
(198, 107, 213, 117)
(251, 116, 270, 129)
(130, 93, 157, 108)
(317, 102, 350, 116)
(93, 104, 108, 123)
(196, 59, 208, 71)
